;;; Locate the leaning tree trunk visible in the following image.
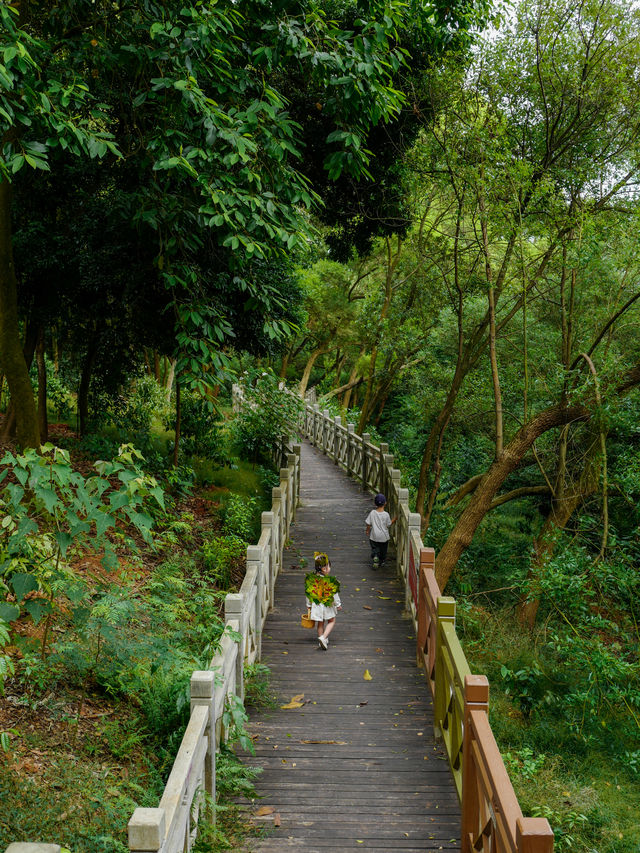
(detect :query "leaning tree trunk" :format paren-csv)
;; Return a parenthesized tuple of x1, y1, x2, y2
(434, 402, 589, 591)
(0, 181, 40, 448)
(298, 345, 326, 398)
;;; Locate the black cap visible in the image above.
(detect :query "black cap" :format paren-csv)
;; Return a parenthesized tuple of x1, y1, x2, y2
(374, 493, 386, 506)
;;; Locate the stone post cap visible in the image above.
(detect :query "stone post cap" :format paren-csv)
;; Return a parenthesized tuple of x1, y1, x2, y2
(6, 846, 62, 853)
(128, 807, 165, 851)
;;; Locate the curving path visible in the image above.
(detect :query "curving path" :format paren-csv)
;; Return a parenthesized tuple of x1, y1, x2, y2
(240, 442, 460, 852)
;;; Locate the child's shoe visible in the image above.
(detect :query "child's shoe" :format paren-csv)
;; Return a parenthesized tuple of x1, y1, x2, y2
(372, 556, 379, 570)
(318, 635, 328, 650)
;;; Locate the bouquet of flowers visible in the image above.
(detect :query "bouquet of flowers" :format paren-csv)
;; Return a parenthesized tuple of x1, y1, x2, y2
(305, 572, 341, 606)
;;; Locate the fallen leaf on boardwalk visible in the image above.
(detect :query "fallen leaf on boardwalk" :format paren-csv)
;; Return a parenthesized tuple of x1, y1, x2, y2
(375, 647, 384, 653)
(274, 814, 281, 827)
(356, 841, 364, 845)
(378, 595, 390, 599)
(363, 669, 372, 681)
(300, 739, 347, 744)
(255, 806, 275, 817)
(358, 701, 368, 706)
(363, 605, 372, 610)
(280, 694, 304, 709)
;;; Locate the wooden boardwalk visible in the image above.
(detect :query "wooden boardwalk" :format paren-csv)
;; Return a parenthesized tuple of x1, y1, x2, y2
(241, 442, 460, 852)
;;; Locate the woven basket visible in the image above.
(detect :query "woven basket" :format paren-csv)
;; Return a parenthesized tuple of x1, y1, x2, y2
(300, 611, 314, 629)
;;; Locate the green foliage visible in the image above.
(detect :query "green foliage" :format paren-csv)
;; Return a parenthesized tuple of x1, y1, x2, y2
(222, 494, 259, 542)
(232, 370, 302, 463)
(0, 444, 164, 653)
(199, 535, 246, 592)
(244, 662, 276, 711)
(0, 617, 13, 693)
(91, 376, 170, 454)
(223, 694, 255, 755)
(168, 391, 225, 461)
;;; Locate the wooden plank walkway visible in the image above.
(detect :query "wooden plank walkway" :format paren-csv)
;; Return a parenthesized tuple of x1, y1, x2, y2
(240, 442, 460, 852)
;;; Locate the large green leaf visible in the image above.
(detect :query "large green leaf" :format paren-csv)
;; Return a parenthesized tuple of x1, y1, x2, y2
(10, 572, 38, 602)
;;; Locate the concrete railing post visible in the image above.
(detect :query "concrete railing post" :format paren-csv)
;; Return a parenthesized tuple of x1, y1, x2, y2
(361, 433, 371, 491)
(248, 542, 264, 657)
(128, 808, 165, 853)
(225, 593, 245, 702)
(190, 670, 216, 819)
(346, 424, 355, 477)
(405, 513, 422, 612)
(379, 443, 389, 495)
(434, 596, 456, 736)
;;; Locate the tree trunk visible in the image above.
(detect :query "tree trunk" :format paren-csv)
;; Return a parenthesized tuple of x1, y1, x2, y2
(164, 358, 176, 402)
(434, 402, 589, 590)
(78, 331, 100, 436)
(172, 379, 181, 467)
(298, 345, 326, 398)
(1, 320, 38, 441)
(0, 181, 40, 448)
(36, 325, 48, 442)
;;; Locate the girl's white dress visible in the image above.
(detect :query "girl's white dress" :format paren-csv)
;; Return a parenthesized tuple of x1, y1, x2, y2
(306, 592, 341, 621)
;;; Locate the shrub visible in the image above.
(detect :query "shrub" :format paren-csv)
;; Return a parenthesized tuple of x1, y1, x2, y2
(232, 370, 302, 463)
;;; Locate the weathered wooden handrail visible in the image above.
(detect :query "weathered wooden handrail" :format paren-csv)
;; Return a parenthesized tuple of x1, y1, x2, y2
(301, 403, 553, 853)
(5, 439, 301, 853)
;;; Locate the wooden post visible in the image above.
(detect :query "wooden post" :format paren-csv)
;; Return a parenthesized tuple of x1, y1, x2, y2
(190, 670, 216, 821)
(460, 675, 489, 853)
(434, 596, 456, 737)
(362, 433, 371, 491)
(516, 818, 555, 853)
(128, 808, 165, 853)
(406, 513, 421, 613)
(225, 593, 245, 702)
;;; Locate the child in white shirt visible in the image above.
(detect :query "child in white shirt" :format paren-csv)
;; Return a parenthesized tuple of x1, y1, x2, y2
(365, 493, 396, 570)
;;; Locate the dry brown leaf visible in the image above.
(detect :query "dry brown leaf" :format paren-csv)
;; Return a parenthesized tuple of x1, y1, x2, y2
(255, 806, 275, 817)
(274, 814, 281, 827)
(362, 605, 372, 610)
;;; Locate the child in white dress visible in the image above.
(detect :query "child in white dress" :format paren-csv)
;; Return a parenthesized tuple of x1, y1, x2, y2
(305, 551, 342, 650)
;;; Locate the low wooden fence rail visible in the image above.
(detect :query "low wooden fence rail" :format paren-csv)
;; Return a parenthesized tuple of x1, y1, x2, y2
(5, 440, 300, 853)
(302, 404, 554, 853)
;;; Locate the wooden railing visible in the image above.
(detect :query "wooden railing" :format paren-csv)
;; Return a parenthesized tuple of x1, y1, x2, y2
(302, 403, 554, 853)
(4, 440, 301, 853)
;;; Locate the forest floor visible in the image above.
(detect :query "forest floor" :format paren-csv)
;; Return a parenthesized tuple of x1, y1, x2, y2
(0, 425, 258, 852)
